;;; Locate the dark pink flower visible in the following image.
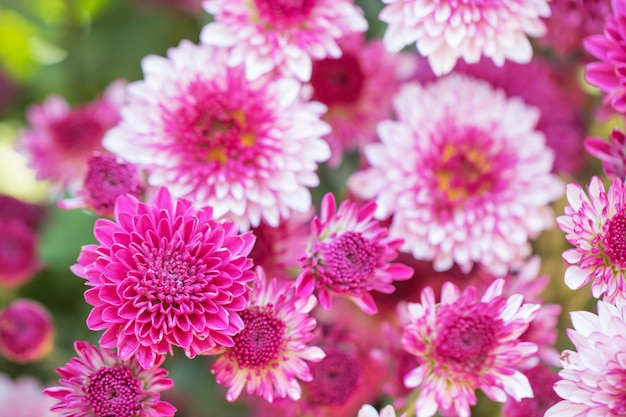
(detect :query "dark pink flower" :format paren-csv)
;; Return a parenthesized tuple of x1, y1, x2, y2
(0, 219, 42, 288)
(503, 364, 561, 417)
(44, 341, 176, 417)
(297, 193, 413, 314)
(0, 299, 54, 363)
(71, 186, 255, 369)
(586, 127, 626, 179)
(0, 195, 45, 231)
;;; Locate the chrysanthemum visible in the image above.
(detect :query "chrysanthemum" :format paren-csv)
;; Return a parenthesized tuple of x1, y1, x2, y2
(296, 193, 413, 314)
(556, 176, 626, 303)
(0, 299, 54, 363)
(103, 40, 331, 231)
(585, 0, 626, 113)
(349, 74, 563, 275)
(210, 266, 325, 403)
(546, 301, 626, 417)
(44, 341, 176, 417)
(307, 34, 405, 167)
(199, 0, 368, 81)
(0, 373, 56, 417)
(17, 80, 125, 192)
(71, 186, 255, 369)
(586, 127, 626, 179)
(58, 152, 145, 217)
(0, 219, 42, 288)
(358, 404, 406, 417)
(539, 0, 610, 56)
(379, 0, 550, 75)
(401, 279, 540, 417)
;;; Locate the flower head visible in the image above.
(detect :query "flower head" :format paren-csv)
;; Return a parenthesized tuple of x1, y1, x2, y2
(585, 0, 626, 113)
(557, 176, 626, 303)
(17, 80, 125, 191)
(0, 299, 54, 363)
(0, 373, 56, 417)
(401, 279, 540, 417)
(104, 40, 330, 231)
(200, 0, 368, 81)
(0, 219, 42, 288)
(296, 193, 413, 314)
(210, 266, 325, 403)
(379, 0, 550, 75)
(586, 127, 626, 179)
(44, 341, 176, 417)
(58, 152, 145, 217)
(307, 35, 405, 167)
(71, 186, 255, 369)
(349, 74, 563, 275)
(546, 301, 626, 417)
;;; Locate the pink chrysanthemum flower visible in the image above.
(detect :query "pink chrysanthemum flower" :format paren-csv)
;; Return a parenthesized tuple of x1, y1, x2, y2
(0, 373, 56, 417)
(58, 152, 145, 217)
(296, 193, 413, 315)
(539, 0, 610, 56)
(349, 74, 563, 275)
(104, 40, 331, 231)
(71, 186, 255, 369)
(379, 0, 550, 75)
(44, 340, 176, 417)
(210, 266, 324, 403)
(0, 299, 54, 363)
(199, 0, 368, 82)
(307, 34, 405, 167)
(0, 219, 42, 288)
(17, 80, 125, 192)
(585, 0, 626, 113)
(503, 364, 561, 417)
(401, 279, 540, 417)
(586, 127, 626, 179)
(557, 176, 626, 303)
(358, 404, 407, 417)
(546, 301, 626, 417)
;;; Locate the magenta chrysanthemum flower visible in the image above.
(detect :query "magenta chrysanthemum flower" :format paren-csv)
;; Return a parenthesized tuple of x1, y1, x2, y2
(539, 0, 610, 56)
(71, 186, 255, 369)
(585, 0, 626, 113)
(200, 0, 368, 81)
(210, 266, 324, 403)
(44, 341, 176, 417)
(17, 80, 125, 191)
(104, 40, 331, 231)
(0, 299, 54, 363)
(546, 301, 626, 417)
(0, 373, 56, 417)
(358, 404, 407, 417)
(0, 219, 42, 288)
(59, 152, 145, 217)
(379, 0, 550, 75)
(307, 34, 405, 167)
(556, 176, 626, 303)
(586, 127, 626, 179)
(296, 193, 413, 314)
(349, 74, 563, 275)
(401, 279, 540, 417)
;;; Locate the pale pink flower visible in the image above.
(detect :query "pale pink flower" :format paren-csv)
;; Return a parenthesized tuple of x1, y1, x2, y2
(200, 0, 368, 81)
(0, 373, 56, 417)
(71, 186, 255, 369)
(44, 340, 176, 417)
(58, 152, 145, 217)
(557, 176, 626, 303)
(401, 279, 540, 417)
(0, 299, 54, 363)
(104, 40, 331, 231)
(539, 0, 610, 56)
(586, 127, 626, 179)
(546, 301, 626, 417)
(349, 74, 563, 275)
(307, 34, 405, 167)
(379, 0, 550, 75)
(17, 80, 125, 192)
(209, 266, 325, 403)
(358, 404, 406, 417)
(296, 193, 413, 314)
(585, 0, 626, 113)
